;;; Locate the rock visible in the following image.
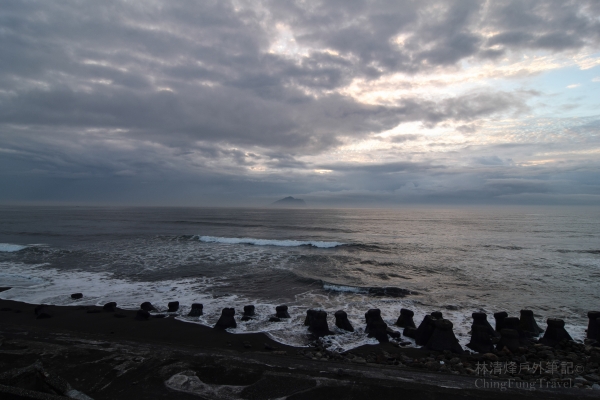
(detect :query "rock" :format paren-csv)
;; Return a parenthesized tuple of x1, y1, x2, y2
(587, 311, 600, 340)
(483, 353, 499, 361)
(276, 305, 290, 318)
(0, 361, 93, 398)
(188, 303, 203, 317)
(496, 329, 520, 352)
(135, 310, 150, 320)
(519, 310, 544, 336)
(395, 308, 416, 328)
(103, 302, 117, 312)
(415, 315, 437, 346)
(584, 374, 600, 382)
(467, 324, 495, 353)
(304, 309, 317, 326)
(365, 309, 389, 343)
(140, 302, 157, 312)
(334, 310, 354, 332)
(168, 301, 179, 312)
(86, 309, 101, 314)
(214, 308, 236, 329)
(540, 318, 572, 347)
(494, 311, 508, 333)
(243, 305, 255, 317)
(71, 293, 83, 299)
(592, 383, 600, 390)
(426, 319, 463, 354)
(308, 310, 332, 337)
(403, 326, 417, 338)
(114, 313, 126, 318)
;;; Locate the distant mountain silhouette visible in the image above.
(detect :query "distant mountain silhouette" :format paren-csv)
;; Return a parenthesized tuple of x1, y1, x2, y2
(271, 196, 306, 207)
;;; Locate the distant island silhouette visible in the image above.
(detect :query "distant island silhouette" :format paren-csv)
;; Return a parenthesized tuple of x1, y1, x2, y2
(271, 196, 306, 207)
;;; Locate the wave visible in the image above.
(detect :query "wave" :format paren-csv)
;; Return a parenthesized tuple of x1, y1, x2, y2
(482, 245, 524, 251)
(343, 243, 384, 251)
(323, 282, 414, 297)
(556, 249, 600, 255)
(195, 236, 344, 248)
(0, 243, 28, 253)
(169, 220, 357, 233)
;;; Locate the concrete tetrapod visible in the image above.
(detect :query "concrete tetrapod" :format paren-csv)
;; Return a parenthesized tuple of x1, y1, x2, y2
(426, 319, 464, 354)
(493, 311, 508, 333)
(540, 318, 572, 347)
(334, 310, 354, 332)
(466, 324, 495, 353)
(518, 310, 544, 337)
(395, 308, 416, 329)
(308, 310, 332, 337)
(188, 303, 203, 317)
(496, 329, 520, 352)
(215, 308, 236, 329)
(276, 305, 290, 318)
(587, 311, 600, 340)
(365, 309, 388, 343)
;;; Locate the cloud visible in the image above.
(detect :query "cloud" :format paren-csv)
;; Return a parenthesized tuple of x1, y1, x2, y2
(566, 84, 581, 89)
(386, 134, 422, 143)
(0, 0, 599, 206)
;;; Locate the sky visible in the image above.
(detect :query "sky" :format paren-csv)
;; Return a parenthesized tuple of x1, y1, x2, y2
(1, 0, 600, 207)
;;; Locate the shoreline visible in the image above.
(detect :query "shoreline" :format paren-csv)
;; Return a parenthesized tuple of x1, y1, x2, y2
(1, 299, 598, 399)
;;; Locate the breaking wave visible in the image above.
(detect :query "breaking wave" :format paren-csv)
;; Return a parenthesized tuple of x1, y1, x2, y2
(195, 236, 344, 248)
(557, 249, 600, 255)
(0, 243, 28, 253)
(323, 282, 414, 297)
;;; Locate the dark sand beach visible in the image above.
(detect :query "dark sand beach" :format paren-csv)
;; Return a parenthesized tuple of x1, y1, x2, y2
(1, 298, 598, 399)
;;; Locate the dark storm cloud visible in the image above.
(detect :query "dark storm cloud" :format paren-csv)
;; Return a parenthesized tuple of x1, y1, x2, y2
(0, 0, 599, 205)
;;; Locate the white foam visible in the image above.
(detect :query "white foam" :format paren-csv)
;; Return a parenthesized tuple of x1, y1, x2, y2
(0, 243, 27, 252)
(322, 283, 367, 294)
(0, 261, 587, 353)
(0, 272, 46, 287)
(196, 236, 344, 248)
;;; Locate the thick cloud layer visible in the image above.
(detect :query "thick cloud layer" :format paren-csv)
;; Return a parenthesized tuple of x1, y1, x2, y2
(1, 0, 599, 206)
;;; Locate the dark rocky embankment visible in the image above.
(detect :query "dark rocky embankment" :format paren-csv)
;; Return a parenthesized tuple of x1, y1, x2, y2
(1, 299, 599, 399)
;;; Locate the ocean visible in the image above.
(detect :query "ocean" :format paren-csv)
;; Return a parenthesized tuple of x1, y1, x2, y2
(1, 205, 598, 351)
